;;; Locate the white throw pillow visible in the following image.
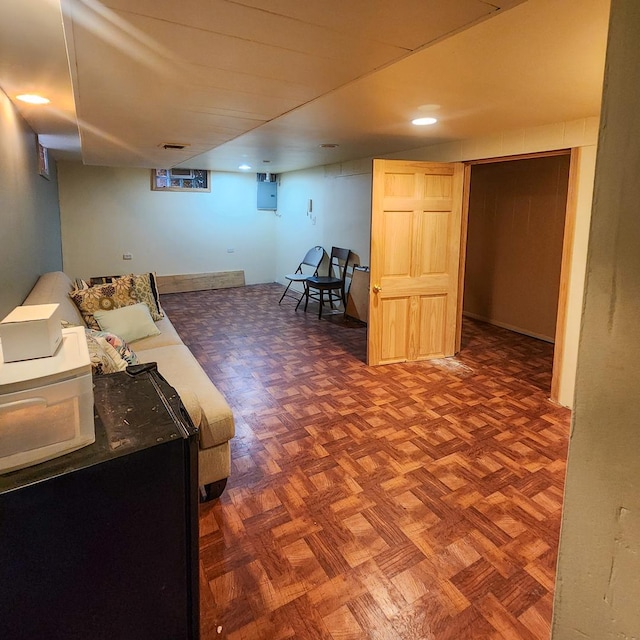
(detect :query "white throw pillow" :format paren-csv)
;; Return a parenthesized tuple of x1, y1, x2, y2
(93, 303, 160, 343)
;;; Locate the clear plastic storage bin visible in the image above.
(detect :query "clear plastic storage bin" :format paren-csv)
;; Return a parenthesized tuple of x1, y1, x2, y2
(0, 327, 94, 474)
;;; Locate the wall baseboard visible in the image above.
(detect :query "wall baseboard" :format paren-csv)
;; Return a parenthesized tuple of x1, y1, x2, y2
(157, 271, 245, 294)
(462, 311, 555, 344)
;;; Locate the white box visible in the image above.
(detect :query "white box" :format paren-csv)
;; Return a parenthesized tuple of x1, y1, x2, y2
(0, 326, 95, 473)
(0, 304, 63, 363)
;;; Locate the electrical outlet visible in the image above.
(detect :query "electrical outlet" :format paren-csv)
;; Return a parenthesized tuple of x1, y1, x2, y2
(123, 253, 132, 260)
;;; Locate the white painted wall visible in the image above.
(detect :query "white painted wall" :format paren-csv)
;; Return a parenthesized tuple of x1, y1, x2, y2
(57, 163, 277, 284)
(0, 89, 62, 318)
(553, 1, 640, 636)
(384, 117, 599, 408)
(274, 159, 372, 299)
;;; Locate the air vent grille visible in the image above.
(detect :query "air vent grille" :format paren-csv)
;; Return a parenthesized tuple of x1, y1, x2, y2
(160, 143, 190, 150)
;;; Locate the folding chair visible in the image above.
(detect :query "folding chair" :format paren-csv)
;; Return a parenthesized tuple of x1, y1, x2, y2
(303, 247, 352, 319)
(278, 245, 325, 306)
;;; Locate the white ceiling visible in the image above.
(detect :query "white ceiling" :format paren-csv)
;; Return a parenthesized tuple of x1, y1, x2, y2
(0, 0, 610, 173)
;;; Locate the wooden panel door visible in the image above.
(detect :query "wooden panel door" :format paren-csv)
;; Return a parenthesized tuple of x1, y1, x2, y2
(368, 159, 466, 365)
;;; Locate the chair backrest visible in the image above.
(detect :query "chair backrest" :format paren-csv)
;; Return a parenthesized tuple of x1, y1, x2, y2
(327, 247, 352, 283)
(300, 245, 325, 272)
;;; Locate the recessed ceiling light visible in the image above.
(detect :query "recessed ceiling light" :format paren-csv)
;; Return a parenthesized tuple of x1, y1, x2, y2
(16, 94, 50, 105)
(412, 117, 438, 126)
(238, 164, 251, 170)
(319, 143, 339, 148)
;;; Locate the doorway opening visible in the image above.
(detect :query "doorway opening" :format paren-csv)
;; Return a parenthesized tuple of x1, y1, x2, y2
(459, 151, 573, 399)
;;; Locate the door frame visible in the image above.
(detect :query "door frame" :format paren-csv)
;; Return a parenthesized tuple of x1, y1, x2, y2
(455, 148, 579, 404)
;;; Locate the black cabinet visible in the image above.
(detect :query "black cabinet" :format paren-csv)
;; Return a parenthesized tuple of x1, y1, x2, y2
(0, 365, 199, 640)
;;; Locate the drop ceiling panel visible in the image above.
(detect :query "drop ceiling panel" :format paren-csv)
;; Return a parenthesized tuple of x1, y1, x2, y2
(79, 80, 294, 123)
(101, 0, 411, 64)
(184, 0, 609, 172)
(78, 106, 268, 168)
(216, 0, 522, 49)
(70, 10, 408, 94)
(3, 0, 608, 171)
(65, 0, 527, 166)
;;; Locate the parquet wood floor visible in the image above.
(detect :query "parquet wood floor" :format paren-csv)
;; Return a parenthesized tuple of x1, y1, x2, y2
(161, 284, 570, 640)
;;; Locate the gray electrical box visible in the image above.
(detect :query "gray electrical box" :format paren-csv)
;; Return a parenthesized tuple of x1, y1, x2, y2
(257, 176, 277, 210)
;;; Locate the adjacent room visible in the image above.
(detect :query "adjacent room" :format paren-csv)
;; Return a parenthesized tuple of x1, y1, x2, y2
(4, 1, 639, 639)
(462, 152, 572, 397)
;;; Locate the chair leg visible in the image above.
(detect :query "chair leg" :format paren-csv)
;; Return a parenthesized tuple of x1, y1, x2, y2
(295, 283, 306, 311)
(278, 280, 292, 304)
(318, 289, 324, 319)
(304, 286, 310, 312)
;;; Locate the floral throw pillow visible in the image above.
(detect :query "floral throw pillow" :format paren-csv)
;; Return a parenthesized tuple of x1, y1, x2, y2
(69, 276, 137, 329)
(130, 272, 164, 321)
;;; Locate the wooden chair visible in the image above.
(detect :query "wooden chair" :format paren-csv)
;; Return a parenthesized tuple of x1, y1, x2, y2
(279, 245, 325, 306)
(303, 247, 352, 319)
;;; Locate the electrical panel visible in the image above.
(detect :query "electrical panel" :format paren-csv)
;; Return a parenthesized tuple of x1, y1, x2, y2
(257, 174, 277, 210)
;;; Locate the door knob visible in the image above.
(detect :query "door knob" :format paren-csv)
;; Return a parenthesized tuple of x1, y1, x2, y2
(372, 284, 382, 293)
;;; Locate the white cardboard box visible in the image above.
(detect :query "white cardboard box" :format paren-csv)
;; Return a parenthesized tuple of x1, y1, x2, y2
(0, 304, 63, 363)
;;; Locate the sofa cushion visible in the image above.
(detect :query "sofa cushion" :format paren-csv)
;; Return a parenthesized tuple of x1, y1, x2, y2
(198, 441, 231, 485)
(129, 316, 183, 350)
(22, 272, 85, 326)
(136, 344, 235, 449)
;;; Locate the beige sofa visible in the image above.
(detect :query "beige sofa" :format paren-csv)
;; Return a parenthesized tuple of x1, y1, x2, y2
(22, 271, 235, 500)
